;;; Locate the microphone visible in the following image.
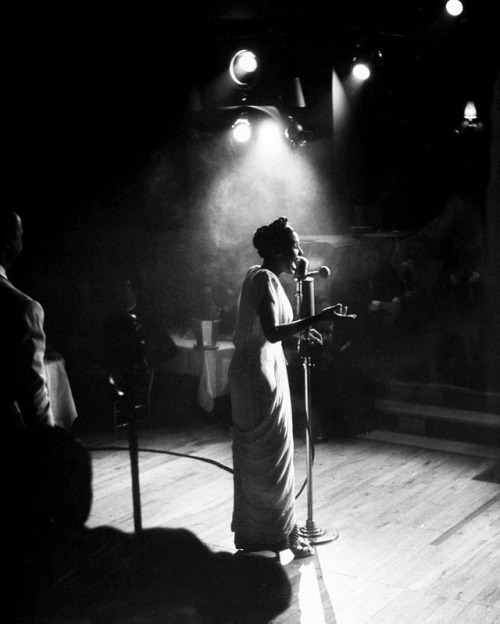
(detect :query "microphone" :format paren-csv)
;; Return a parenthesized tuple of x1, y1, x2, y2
(294, 257, 330, 280)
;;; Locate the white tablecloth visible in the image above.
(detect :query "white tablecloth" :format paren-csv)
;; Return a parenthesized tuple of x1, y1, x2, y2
(163, 333, 235, 413)
(44, 354, 78, 429)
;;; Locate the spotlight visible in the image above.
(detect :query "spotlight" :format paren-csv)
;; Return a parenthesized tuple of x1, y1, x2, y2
(231, 115, 252, 143)
(445, 0, 463, 17)
(352, 62, 371, 81)
(351, 47, 382, 81)
(229, 49, 260, 89)
(456, 100, 485, 135)
(463, 100, 478, 122)
(227, 105, 289, 152)
(284, 116, 312, 148)
(258, 118, 284, 146)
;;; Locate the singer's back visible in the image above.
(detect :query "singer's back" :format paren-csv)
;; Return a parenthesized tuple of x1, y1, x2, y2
(232, 266, 293, 349)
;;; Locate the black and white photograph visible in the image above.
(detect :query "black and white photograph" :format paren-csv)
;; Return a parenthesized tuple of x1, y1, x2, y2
(4, 1, 499, 622)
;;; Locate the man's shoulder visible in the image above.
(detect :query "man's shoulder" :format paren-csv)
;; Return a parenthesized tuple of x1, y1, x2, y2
(0, 277, 39, 310)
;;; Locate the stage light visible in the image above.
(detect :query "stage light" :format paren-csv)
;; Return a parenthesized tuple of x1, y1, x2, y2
(229, 49, 260, 88)
(457, 100, 485, 134)
(463, 100, 478, 122)
(258, 118, 283, 145)
(231, 116, 252, 143)
(227, 105, 304, 152)
(445, 0, 463, 17)
(284, 116, 311, 148)
(351, 47, 382, 82)
(352, 62, 371, 81)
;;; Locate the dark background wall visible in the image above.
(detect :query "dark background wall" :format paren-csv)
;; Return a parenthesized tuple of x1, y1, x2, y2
(5, 2, 499, 427)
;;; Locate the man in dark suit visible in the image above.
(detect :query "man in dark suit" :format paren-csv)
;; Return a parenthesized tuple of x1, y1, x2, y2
(1, 209, 56, 621)
(0, 209, 53, 430)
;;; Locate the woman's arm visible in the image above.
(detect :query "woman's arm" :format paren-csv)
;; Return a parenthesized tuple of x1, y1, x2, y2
(258, 300, 354, 344)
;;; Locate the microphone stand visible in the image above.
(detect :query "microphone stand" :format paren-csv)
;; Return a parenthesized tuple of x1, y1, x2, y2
(295, 274, 338, 544)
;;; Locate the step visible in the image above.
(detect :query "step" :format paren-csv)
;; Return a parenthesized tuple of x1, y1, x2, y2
(359, 430, 500, 460)
(373, 398, 500, 447)
(374, 380, 500, 414)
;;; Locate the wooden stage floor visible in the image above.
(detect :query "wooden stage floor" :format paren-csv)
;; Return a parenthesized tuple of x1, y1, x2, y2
(78, 415, 500, 624)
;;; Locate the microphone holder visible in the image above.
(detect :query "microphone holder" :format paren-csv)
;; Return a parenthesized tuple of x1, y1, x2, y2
(295, 276, 338, 544)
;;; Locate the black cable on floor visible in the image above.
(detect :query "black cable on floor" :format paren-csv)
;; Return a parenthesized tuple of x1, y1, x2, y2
(86, 444, 311, 499)
(86, 445, 234, 474)
(98, 374, 313, 495)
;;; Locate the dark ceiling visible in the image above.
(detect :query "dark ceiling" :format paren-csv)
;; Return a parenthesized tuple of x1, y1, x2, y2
(6, 1, 498, 227)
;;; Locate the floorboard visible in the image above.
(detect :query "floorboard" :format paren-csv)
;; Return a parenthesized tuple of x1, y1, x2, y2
(76, 418, 500, 623)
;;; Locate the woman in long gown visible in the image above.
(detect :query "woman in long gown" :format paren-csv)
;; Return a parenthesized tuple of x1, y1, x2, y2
(229, 216, 354, 558)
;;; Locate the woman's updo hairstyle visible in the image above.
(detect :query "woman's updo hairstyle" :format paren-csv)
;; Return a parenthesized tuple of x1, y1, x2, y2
(253, 216, 293, 258)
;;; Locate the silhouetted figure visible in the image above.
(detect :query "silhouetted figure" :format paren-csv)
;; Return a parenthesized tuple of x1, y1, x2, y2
(6, 426, 292, 624)
(127, 276, 178, 368)
(102, 279, 150, 402)
(101, 278, 152, 430)
(0, 209, 53, 431)
(7, 426, 92, 623)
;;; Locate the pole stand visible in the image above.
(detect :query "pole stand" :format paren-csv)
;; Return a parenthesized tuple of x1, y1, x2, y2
(127, 402, 143, 533)
(295, 276, 339, 545)
(299, 519, 338, 544)
(118, 394, 143, 533)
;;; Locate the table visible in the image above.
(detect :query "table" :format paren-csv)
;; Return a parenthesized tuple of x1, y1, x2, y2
(44, 352, 78, 429)
(163, 332, 235, 413)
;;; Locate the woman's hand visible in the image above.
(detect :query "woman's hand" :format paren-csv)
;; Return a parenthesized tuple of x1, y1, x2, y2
(308, 327, 324, 345)
(334, 305, 357, 319)
(319, 304, 357, 321)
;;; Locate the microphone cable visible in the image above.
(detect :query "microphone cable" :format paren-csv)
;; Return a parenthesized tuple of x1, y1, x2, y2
(90, 364, 313, 497)
(86, 443, 312, 500)
(86, 444, 234, 474)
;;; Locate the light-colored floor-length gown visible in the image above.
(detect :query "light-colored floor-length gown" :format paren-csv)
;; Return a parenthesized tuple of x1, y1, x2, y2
(229, 266, 296, 549)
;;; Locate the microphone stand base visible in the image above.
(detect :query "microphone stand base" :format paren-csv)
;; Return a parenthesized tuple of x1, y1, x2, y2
(299, 520, 339, 544)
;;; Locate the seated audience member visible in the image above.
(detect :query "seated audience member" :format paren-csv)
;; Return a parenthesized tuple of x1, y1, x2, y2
(123, 276, 178, 367)
(102, 278, 150, 396)
(101, 277, 152, 428)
